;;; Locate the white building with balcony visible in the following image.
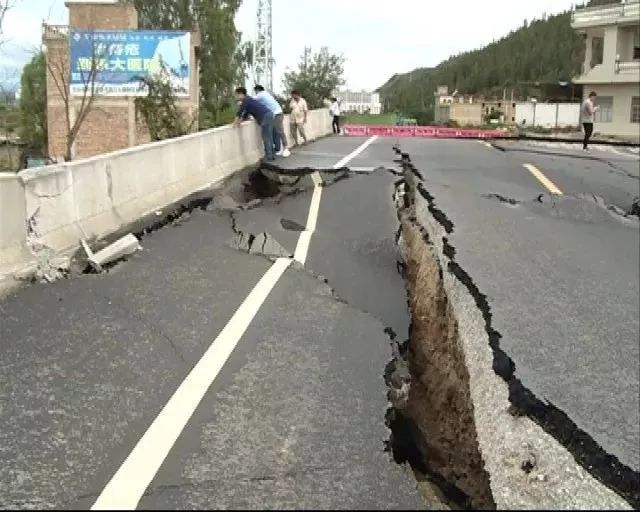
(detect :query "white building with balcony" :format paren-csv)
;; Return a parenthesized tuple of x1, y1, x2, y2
(336, 90, 382, 115)
(572, 0, 640, 138)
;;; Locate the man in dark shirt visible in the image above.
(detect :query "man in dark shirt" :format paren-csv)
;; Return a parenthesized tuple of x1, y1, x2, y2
(233, 86, 276, 161)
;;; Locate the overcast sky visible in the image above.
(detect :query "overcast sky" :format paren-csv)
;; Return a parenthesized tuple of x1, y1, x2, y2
(1, 0, 579, 91)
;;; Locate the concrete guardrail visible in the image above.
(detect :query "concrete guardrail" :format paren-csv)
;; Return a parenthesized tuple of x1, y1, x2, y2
(0, 108, 333, 283)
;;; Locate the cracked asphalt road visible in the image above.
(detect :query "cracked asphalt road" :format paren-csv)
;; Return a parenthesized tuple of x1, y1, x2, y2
(0, 135, 638, 509)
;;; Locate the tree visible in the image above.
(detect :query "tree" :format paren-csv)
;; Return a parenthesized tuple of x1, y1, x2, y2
(18, 52, 47, 153)
(45, 33, 103, 161)
(0, 0, 15, 47)
(282, 47, 345, 109)
(135, 77, 194, 141)
(130, 0, 249, 128)
(378, 9, 586, 115)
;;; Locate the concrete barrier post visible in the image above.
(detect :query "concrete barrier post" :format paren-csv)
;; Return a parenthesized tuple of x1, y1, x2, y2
(0, 173, 31, 274)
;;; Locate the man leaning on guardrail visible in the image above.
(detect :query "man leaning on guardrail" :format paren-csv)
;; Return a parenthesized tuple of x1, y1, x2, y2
(234, 86, 276, 162)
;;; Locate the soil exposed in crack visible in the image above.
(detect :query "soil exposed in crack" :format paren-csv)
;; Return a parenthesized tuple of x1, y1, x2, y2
(388, 213, 495, 510)
(393, 147, 640, 509)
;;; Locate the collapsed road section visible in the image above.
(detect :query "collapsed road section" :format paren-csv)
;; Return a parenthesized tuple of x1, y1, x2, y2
(2, 133, 638, 510)
(390, 146, 639, 509)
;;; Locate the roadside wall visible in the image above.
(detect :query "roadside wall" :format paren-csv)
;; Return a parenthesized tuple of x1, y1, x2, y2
(0, 174, 30, 276)
(0, 109, 332, 280)
(515, 103, 580, 128)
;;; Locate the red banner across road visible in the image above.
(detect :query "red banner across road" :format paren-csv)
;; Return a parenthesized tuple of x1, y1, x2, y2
(343, 125, 508, 139)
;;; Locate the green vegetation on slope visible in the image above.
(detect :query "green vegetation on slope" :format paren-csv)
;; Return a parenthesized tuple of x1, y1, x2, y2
(378, 1, 617, 123)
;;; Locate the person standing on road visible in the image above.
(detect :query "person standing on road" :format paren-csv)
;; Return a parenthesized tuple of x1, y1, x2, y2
(581, 91, 599, 152)
(289, 90, 309, 146)
(254, 85, 290, 157)
(234, 86, 276, 162)
(329, 97, 341, 134)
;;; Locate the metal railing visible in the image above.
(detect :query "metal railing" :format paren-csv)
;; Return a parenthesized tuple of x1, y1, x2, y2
(42, 23, 69, 39)
(572, 0, 640, 28)
(617, 60, 640, 73)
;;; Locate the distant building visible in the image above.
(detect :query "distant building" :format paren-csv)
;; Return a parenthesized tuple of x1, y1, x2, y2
(336, 89, 382, 114)
(433, 86, 518, 126)
(571, 0, 640, 138)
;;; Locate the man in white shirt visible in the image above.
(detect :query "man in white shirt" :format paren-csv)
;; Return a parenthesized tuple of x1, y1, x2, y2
(329, 97, 341, 134)
(581, 91, 599, 152)
(289, 90, 308, 146)
(254, 85, 290, 157)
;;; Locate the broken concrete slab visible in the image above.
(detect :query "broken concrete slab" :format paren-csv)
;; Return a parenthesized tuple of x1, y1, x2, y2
(227, 231, 292, 260)
(82, 234, 142, 272)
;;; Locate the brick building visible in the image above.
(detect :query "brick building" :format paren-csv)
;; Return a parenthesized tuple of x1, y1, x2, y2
(43, 0, 200, 161)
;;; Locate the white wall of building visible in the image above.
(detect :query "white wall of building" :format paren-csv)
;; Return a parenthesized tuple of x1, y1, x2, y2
(515, 103, 581, 128)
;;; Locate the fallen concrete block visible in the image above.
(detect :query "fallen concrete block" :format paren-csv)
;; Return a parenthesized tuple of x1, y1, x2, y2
(82, 234, 142, 272)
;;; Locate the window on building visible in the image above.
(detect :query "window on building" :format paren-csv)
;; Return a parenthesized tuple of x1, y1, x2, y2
(631, 97, 640, 123)
(595, 96, 613, 123)
(498, 102, 502, 108)
(591, 36, 604, 68)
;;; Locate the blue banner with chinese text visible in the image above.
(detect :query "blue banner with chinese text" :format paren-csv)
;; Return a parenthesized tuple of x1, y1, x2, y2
(69, 30, 191, 97)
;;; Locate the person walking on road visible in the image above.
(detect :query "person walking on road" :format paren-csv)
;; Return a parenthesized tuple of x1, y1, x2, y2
(581, 91, 599, 152)
(289, 90, 308, 146)
(234, 86, 276, 162)
(254, 84, 290, 157)
(329, 97, 341, 134)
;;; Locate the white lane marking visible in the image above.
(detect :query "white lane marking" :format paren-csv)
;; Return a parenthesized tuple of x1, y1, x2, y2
(350, 166, 376, 172)
(91, 258, 292, 511)
(91, 135, 379, 510)
(293, 136, 378, 265)
(293, 185, 322, 264)
(523, 163, 563, 195)
(477, 140, 493, 149)
(333, 136, 378, 169)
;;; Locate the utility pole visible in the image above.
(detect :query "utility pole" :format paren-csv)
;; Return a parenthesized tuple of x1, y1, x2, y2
(252, 0, 274, 91)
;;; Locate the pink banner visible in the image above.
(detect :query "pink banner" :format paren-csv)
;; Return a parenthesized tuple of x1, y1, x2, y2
(343, 125, 506, 139)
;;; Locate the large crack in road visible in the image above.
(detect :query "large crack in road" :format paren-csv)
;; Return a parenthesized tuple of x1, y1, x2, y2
(391, 146, 639, 510)
(3, 150, 638, 510)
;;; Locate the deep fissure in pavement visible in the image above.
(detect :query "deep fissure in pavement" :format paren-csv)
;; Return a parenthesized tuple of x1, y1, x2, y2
(394, 148, 640, 509)
(388, 204, 495, 509)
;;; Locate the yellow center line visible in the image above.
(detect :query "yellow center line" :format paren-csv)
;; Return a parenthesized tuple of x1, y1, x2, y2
(523, 163, 563, 195)
(477, 140, 493, 149)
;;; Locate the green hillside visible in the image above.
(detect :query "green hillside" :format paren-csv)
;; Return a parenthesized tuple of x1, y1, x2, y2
(378, 0, 618, 123)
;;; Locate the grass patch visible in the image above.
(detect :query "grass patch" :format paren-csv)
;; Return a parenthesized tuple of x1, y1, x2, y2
(343, 113, 397, 125)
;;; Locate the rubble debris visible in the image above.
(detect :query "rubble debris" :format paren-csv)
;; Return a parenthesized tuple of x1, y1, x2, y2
(82, 234, 142, 273)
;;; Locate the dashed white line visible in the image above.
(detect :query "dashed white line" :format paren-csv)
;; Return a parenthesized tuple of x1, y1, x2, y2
(91, 135, 379, 511)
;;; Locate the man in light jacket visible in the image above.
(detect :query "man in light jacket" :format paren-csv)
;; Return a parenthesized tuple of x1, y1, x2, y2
(289, 90, 309, 146)
(254, 85, 290, 157)
(581, 91, 599, 152)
